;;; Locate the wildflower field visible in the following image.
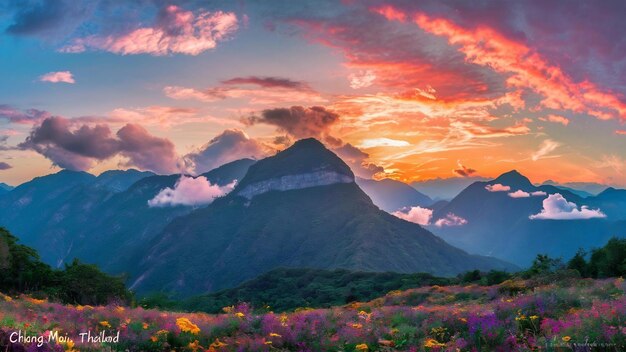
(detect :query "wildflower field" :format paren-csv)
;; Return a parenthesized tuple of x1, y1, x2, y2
(1, 277, 625, 351)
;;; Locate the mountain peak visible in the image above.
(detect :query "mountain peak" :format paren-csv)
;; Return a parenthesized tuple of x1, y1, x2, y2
(235, 138, 354, 199)
(491, 170, 533, 190)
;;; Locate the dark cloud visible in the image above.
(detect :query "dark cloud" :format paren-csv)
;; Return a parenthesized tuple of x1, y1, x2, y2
(0, 105, 50, 124)
(184, 129, 272, 174)
(19, 116, 179, 173)
(116, 124, 180, 174)
(0, 162, 12, 170)
(244, 105, 340, 143)
(4, 0, 95, 39)
(334, 143, 385, 179)
(221, 76, 311, 90)
(453, 161, 477, 177)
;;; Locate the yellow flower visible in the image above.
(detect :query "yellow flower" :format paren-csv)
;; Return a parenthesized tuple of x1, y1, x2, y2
(264, 340, 272, 345)
(115, 306, 125, 312)
(188, 340, 202, 351)
(99, 321, 111, 328)
(351, 323, 363, 329)
(142, 322, 149, 329)
(562, 336, 571, 342)
(459, 317, 467, 323)
(424, 338, 445, 348)
(530, 315, 539, 320)
(355, 343, 369, 351)
(64, 339, 77, 352)
(210, 338, 228, 348)
(176, 317, 200, 334)
(222, 305, 234, 313)
(269, 333, 282, 338)
(235, 312, 245, 318)
(280, 313, 289, 327)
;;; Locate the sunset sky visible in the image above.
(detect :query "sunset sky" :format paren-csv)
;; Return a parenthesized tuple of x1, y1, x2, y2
(0, 0, 625, 187)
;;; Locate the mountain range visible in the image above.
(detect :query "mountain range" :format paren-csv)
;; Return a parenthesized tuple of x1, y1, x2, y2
(427, 170, 625, 266)
(411, 176, 490, 201)
(0, 139, 512, 296)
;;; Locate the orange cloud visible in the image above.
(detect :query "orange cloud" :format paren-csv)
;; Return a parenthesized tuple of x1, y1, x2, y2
(374, 9, 626, 122)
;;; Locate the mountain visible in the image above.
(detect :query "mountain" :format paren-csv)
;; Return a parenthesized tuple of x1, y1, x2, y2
(94, 169, 155, 192)
(132, 139, 514, 296)
(411, 176, 490, 201)
(430, 170, 625, 266)
(0, 183, 13, 194)
(355, 177, 432, 212)
(0, 160, 255, 270)
(541, 180, 609, 196)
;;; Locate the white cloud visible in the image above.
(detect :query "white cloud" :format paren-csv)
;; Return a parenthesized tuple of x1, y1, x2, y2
(435, 213, 468, 227)
(508, 190, 530, 198)
(40, 71, 75, 84)
(148, 175, 236, 207)
(529, 193, 606, 220)
(392, 206, 433, 225)
(485, 183, 511, 192)
(532, 139, 560, 161)
(531, 190, 547, 197)
(358, 138, 410, 148)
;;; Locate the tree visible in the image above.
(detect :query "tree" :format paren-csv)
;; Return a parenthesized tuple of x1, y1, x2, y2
(567, 249, 589, 277)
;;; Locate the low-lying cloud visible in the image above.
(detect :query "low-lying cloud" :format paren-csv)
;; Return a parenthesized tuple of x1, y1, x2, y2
(392, 206, 433, 225)
(435, 213, 468, 227)
(148, 175, 236, 207)
(485, 183, 511, 192)
(529, 193, 606, 220)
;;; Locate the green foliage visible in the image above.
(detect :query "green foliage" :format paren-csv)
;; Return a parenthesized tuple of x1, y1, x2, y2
(564, 237, 626, 279)
(140, 268, 453, 313)
(0, 227, 131, 305)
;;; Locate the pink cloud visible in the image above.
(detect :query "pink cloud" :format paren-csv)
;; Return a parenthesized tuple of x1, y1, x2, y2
(508, 190, 530, 198)
(616, 130, 626, 136)
(485, 183, 511, 192)
(148, 176, 236, 207)
(531, 191, 547, 197)
(529, 193, 606, 220)
(435, 213, 468, 227)
(542, 114, 570, 126)
(61, 6, 237, 56)
(39, 71, 75, 84)
(392, 206, 433, 225)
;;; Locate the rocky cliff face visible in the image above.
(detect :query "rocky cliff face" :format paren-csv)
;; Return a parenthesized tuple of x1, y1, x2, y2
(237, 171, 354, 199)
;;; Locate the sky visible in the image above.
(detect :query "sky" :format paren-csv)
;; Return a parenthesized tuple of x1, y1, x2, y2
(0, 0, 624, 187)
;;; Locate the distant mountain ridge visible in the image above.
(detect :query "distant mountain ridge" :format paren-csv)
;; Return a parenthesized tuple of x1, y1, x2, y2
(411, 176, 490, 200)
(356, 177, 432, 213)
(429, 170, 625, 266)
